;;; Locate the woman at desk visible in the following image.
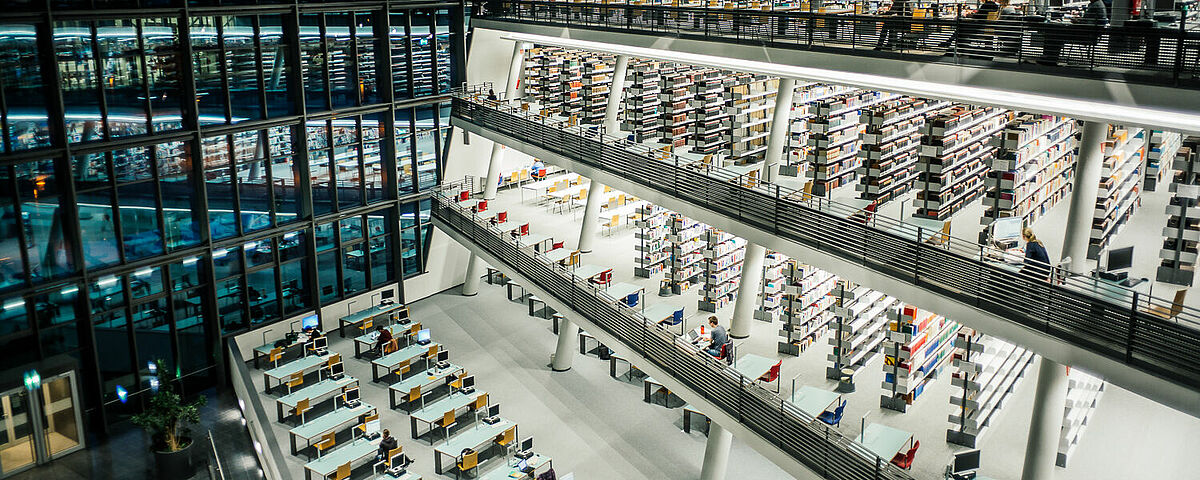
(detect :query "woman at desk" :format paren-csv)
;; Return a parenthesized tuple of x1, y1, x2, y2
(1020, 227, 1051, 281)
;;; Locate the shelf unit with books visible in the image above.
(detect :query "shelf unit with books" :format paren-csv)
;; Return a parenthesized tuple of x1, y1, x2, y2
(826, 284, 897, 381)
(781, 83, 857, 178)
(1158, 138, 1200, 285)
(856, 97, 949, 204)
(622, 63, 663, 142)
(778, 262, 838, 356)
(666, 213, 706, 294)
(634, 203, 671, 278)
(880, 306, 961, 412)
(756, 252, 789, 323)
(581, 57, 614, 125)
(688, 71, 730, 155)
(946, 329, 1034, 447)
(1089, 126, 1146, 259)
(913, 106, 1011, 220)
(698, 229, 746, 312)
(1145, 130, 1182, 192)
(658, 68, 697, 148)
(806, 91, 901, 196)
(980, 114, 1078, 233)
(724, 76, 779, 165)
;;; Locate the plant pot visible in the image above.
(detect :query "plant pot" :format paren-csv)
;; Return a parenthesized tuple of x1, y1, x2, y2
(153, 437, 197, 480)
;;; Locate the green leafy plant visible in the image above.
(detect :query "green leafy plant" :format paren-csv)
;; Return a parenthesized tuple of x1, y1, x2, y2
(130, 360, 206, 453)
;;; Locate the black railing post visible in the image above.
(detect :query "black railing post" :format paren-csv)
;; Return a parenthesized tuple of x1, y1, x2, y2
(1127, 292, 1139, 363)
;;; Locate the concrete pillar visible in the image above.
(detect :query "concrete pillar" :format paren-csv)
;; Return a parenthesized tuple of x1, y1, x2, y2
(1020, 357, 1069, 480)
(760, 77, 797, 183)
(578, 55, 630, 253)
(463, 42, 530, 296)
(551, 318, 580, 371)
(1020, 121, 1105, 479)
(1061, 121, 1107, 273)
(699, 421, 733, 480)
(729, 243, 766, 339)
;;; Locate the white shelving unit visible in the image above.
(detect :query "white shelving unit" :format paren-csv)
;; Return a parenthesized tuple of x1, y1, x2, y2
(698, 229, 746, 312)
(581, 57, 614, 125)
(778, 262, 838, 356)
(756, 252, 789, 323)
(659, 68, 696, 148)
(946, 329, 1035, 447)
(1158, 138, 1200, 285)
(806, 91, 901, 196)
(826, 285, 897, 383)
(1058, 369, 1105, 468)
(880, 305, 961, 412)
(622, 63, 663, 142)
(688, 71, 729, 156)
(634, 203, 671, 278)
(724, 76, 779, 165)
(980, 114, 1078, 234)
(666, 213, 705, 294)
(1145, 130, 1182, 192)
(913, 106, 1010, 220)
(1089, 126, 1146, 260)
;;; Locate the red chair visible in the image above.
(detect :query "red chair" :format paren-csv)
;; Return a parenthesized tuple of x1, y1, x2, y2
(518, 223, 529, 236)
(712, 342, 732, 365)
(551, 241, 565, 250)
(758, 360, 782, 393)
(475, 200, 488, 213)
(496, 211, 508, 223)
(890, 440, 919, 470)
(590, 269, 613, 287)
(458, 191, 469, 201)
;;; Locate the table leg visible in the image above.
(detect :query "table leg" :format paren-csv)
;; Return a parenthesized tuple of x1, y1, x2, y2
(354, 341, 361, 359)
(411, 417, 419, 439)
(372, 363, 378, 383)
(435, 452, 444, 474)
(277, 401, 284, 423)
(643, 380, 651, 403)
(339, 319, 346, 338)
(290, 434, 297, 456)
(389, 388, 395, 410)
(609, 357, 616, 377)
(684, 410, 691, 433)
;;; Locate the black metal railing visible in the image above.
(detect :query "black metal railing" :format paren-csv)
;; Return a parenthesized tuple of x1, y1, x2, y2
(449, 85, 1200, 396)
(480, 0, 1200, 88)
(432, 178, 915, 480)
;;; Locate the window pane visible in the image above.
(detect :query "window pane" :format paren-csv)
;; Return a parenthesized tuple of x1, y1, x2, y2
(98, 20, 149, 138)
(118, 182, 163, 260)
(190, 16, 225, 126)
(270, 127, 300, 225)
(259, 19, 293, 118)
(315, 222, 335, 252)
(0, 298, 28, 335)
(363, 114, 385, 204)
(299, 14, 326, 111)
(225, 17, 261, 123)
(280, 259, 310, 314)
(55, 22, 104, 143)
(340, 217, 362, 243)
(77, 190, 119, 270)
(212, 246, 241, 279)
(342, 244, 365, 295)
(415, 128, 438, 190)
(238, 159, 271, 232)
(93, 310, 132, 398)
(317, 251, 337, 303)
(388, 14, 408, 100)
(0, 24, 51, 152)
(158, 141, 198, 250)
(113, 145, 151, 182)
(203, 136, 237, 240)
(355, 12, 378, 105)
(279, 230, 303, 261)
(245, 239, 272, 268)
(217, 275, 244, 334)
(175, 289, 207, 375)
(72, 152, 109, 189)
(143, 18, 183, 133)
(90, 275, 123, 313)
(410, 17, 432, 97)
(401, 227, 418, 276)
(130, 266, 164, 300)
(370, 235, 392, 287)
(132, 298, 173, 377)
(396, 131, 414, 194)
(247, 267, 277, 326)
(23, 196, 75, 281)
(170, 256, 201, 291)
(0, 178, 25, 291)
(326, 13, 355, 109)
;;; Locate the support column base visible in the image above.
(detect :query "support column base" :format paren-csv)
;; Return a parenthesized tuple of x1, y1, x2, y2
(551, 367, 572, 372)
(729, 334, 749, 339)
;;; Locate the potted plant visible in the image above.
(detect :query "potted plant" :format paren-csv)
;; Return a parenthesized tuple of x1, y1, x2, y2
(131, 362, 206, 480)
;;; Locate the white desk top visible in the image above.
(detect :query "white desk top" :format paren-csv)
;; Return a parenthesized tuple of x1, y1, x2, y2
(411, 390, 488, 424)
(790, 386, 841, 418)
(265, 353, 333, 381)
(542, 248, 573, 263)
(434, 419, 516, 456)
(606, 282, 644, 302)
(477, 454, 551, 480)
(304, 437, 380, 476)
(277, 376, 358, 409)
(641, 303, 682, 322)
(389, 364, 464, 394)
(733, 353, 778, 380)
(290, 402, 375, 441)
(573, 264, 609, 279)
(858, 422, 913, 460)
(372, 343, 439, 370)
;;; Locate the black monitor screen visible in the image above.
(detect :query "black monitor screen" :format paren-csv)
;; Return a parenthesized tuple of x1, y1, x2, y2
(330, 362, 344, 376)
(521, 437, 533, 452)
(437, 350, 449, 362)
(462, 376, 475, 389)
(487, 404, 500, 418)
(953, 450, 980, 473)
(1107, 246, 1134, 272)
(382, 289, 394, 299)
(314, 336, 328, 350)
(344, 387, 360, 403)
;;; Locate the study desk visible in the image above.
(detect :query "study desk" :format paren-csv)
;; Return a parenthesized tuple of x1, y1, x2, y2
(288, 402, 376, 455)
(303, 437, 381, 480)
(790, 386, 841, 419)
(433, 419, 517, 474)
(477, 454, 552, 480)
(252, 334, 308, 369)
(339, 302, 407, 337)
(520, 174, 575, 201)
(519, 233, 553, 253)
(733, 354, 778, 381)
(605, 282, 645, 307)
(354, 324, 409, 358)
(388, 363, 465, 410)
(572, 264, 609, 282)
(264, 353, 333, 393)
(857, 422, 914, 461)
(492, 221, 520, 235)
(275, 375, 359, 422)
(409, 390, 489, 440)
(542, 248, 573, 265)
(640, 303, 681, 325)
(371, 342, 441, 383)
(682, 404, 709, 433)
(642, 376, 666, 403)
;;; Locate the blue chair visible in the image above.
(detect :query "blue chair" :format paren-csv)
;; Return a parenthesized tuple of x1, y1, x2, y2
(622, 292, 640, 307)
(817, 400, 846, 427)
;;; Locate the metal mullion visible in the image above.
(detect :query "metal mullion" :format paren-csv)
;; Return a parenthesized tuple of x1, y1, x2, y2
(0, 73, 10, 153)
(349, 16, 362, 107)
(373, 8, 399, 204)
(432, 103, 444, 182)
(134, 20, 154, 135)
(226, 135, 243, 238)
(324, 121, 338, 211)
(105, 155, 128, 266)
(425, 9, 438, 96)
(67, 130, 195, 157)
(71, 278, 106, 434)
(282, 6, 314, 228)
(270, 236, 284, 319)
(404, 107, 419, 193)
(252, 16, 269, 121)
(319, 14, 331, 112)
(216, 17, 232, 125)
(356, 117, 366, 209)
(163, 266, 181, 387)
(5, 168, 33, 291)
(448, 2, 465, 88)
(403, 11, 414, 100)
(88, 21, 112, 141)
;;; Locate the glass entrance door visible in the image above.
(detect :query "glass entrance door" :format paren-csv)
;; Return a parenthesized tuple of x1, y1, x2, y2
(0, 371, 85, 479)
(0, 388, 35, 477)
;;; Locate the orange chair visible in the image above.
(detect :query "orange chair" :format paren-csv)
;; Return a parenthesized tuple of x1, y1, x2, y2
(334, 461, 351, 480)
(293, 398, 311, 424)
(472, 393, 489, 411)
(286, 372, 304, 395)
(394, 359, 412, 379)
(383, 338, 399, 355)
(456, 450, 479, 479)
(407, 385, 423, 410)
(268, 347, 284, 369)
(439, 410, 458, 442)
(315, 432, 336, 458)
(1145, 289, 1187, 319)
(495, 426, 517, 456)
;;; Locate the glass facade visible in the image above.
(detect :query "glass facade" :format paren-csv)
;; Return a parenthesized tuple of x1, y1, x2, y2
(0, 0, 465, 431)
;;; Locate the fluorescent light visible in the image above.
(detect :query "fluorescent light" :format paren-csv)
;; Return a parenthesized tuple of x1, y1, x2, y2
(134, 268, 153, 278)
(500, 32, 1200, 135)
(182, 257, 198, 266)
(3, 299, 24, 311)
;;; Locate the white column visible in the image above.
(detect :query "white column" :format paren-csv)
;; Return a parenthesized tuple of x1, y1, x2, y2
(1020, 121, 1106, 479)
(1061, 121, 1107, 272)
(463, 42, 530, 296)
(578, 55, 630, 254)
(551, 318, 580, 371)
(759, 77, 796, 183)
(699, 421, 733, 480)
(728, 243, 766, 339)
(1020, 357, 1069, 480)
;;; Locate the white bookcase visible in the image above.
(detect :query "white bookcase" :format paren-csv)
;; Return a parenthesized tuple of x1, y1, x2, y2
(880, 305, 961, 412)
(946, 329, 1035, 447)
(1058, 369, 1105, 467)
(826, 285, 897, 383)
(1089, 126, 1146, 259)
(698, 229, 746, 312)
(778, 262, 838, 356)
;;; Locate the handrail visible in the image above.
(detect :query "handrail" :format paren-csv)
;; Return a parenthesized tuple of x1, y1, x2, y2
(448, 84, 1200, 395)
(431, 178, 916, 480)
(206, 430, 225, 480)
(480, 0, 1200, 89)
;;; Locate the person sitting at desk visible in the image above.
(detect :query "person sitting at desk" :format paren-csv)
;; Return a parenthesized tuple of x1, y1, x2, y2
(373, 325, 393, 356)
(703, 316, 729, 357)
(305, 326, 324, 343)
(377, 429, 398, 460)
(1020, 227, 1051, 281)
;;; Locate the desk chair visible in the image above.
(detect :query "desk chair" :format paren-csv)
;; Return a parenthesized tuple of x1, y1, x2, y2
(438, 410, 458, 443)
(293, 398, 312, 424)
(495, 426, 517, 457)
(493, 211, 509, 224)
(651, 385, 673, 407)
(758, 360, 782, 393)
(817, 399, 846, 427)
(890, 440, 919, 469)
(334, 461, 352, 480)
(551, 241, 565, 251)
(406, 386, 423, 411)
(383, 338, 399, 355)
(456, 450, 479, 479)
(286, 372, 304, 395)
(450, 372, 468, 391)
(406, 323, 423, 346)
(474, 200, 488, 213)
(458, 191, 470, 201)
(1144, 289, 1187, 319)
(603, 214, 620, 235)
(356, 414, 380, 437)
(926, 221, 951, 248)
(374, 446, 408, 474)
(472, 393, 489, 413)
(359, 319, 373, 336)
(326, 354, 340, 370)
(268, 347, 284, 369)
(425, 344, 441, 362)
(590, 269, 613, 287)
(394, 359, 412, 381)
(315, 432, 336, 458)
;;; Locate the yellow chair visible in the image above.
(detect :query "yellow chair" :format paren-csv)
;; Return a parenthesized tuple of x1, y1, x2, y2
(440, 410, 458, 441)
(450, 372, 468, 390)
(315, 432, 336, 458)
(456, 450, 479, 479)
(426, 344, 440, 361)
(925, 221, 952, 247)
(359, 318, 373, 336)
(383, 338, 399, 355)
(293, 398, 311, 424)
(356, 414, 380, 437)
(495, 426, 517, 456)
(603, 215, 620, 236)
(328, 353, 342, 365)
(407, 386, 423, 409)
(334, 461, 351, 480)
(268, 347, 283, 369)
(394, 359, 412, 378)
(472, 393, 489, 411)
(286, 372, 304, 395)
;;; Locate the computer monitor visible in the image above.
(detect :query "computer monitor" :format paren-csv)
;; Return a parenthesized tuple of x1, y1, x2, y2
(330, 362, 345, 378)
(437, 350, 449, 363)
(301, 314, 319, 330)
(344, 386, 360, 404)
(487, 404, 500, 418)
(365, 418, 381, 436)
(389, 448, 406, 468)
(1107, 246, 1134, 272)
(992, 217, 1022, 243)
(953, 449, 981, 474)
(314, 336, 328, 351)
(462, 376, 475, 389)
(520, 437, 533, 453)
(382, 289, 394, 300)
(416, 328, 431, 344)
